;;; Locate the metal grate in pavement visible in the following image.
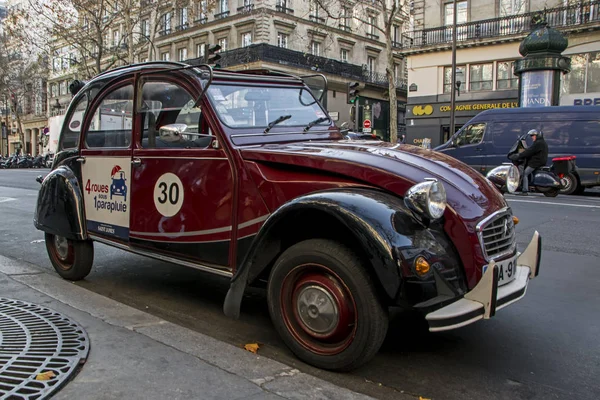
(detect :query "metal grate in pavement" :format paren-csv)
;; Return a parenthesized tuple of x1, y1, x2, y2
(0, 298, 90, 400)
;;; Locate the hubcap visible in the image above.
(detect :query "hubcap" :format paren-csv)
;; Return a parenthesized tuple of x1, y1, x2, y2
(54, 236, 69, 261)
(296, 285, 339, 334)
(561, 177, 572, 190)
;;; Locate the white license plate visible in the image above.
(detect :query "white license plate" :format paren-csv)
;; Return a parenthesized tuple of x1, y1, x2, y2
(483, 255, 518, 286)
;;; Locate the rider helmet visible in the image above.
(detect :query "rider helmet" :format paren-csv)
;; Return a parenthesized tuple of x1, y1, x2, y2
(527, 129, 541, 137)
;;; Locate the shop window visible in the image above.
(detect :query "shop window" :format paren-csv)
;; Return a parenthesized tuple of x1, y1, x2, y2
(496, 61, 518, 90)
(444, 65, 465, 93)
(469, 63, 493, 91)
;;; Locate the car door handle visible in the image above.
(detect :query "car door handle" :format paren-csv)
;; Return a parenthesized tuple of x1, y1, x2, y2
(76, 157, 86, 163)
(131, 158, 142, 167)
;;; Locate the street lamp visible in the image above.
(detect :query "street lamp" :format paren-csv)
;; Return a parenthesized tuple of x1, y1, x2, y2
(455, 68, 464, 96)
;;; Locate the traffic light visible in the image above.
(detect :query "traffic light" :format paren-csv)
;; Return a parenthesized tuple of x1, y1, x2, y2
(204, 44, 222, 68)
(347, 81, 360, 104)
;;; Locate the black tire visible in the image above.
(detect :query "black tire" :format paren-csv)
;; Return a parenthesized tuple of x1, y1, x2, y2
(45, 233, 94, 280)
(559, 172, 578, 195)
(575, 185, 585, 195)
(542, 188, 559, 197)
(267, 239, 388, 371)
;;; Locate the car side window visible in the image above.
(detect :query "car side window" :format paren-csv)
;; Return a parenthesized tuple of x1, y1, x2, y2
(456, 123, 485, 146)
(139, 80, 209, 149)
(85, 84, 133, 149)
(59, 96, 88, 150)
(492, 121, 540, 148)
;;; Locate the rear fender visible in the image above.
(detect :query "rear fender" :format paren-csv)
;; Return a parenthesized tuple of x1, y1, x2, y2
(34, 165, 87, 240)
(223, 188, 465, 319)
(532, 170, 561, 188)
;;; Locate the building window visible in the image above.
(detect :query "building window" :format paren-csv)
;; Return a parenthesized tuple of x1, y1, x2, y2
(161, 12, 172, 35)
(195, 0, 208, 22)
(113, 30, 119, 47)
(310, 41, 320, 56)
(367, 56, 376, 74)
(444, 1, 467, 25)
(340, 48, 348, 62)
(393, 24, 400, 45)
(141, 19, 149, 39)
(59, 81, 67, 95)
(469, 63, 493, 91)
(367, 15, 377, 38)
(50, 84, 57, 97)
(218, 37, 228, 51)
(177, 7, 188, 28)
(276, 0, 293, 13)
(161, 52, 170, 61)
(496, 61, 518, 90)
(178, 48, 187, 61)
(587, 52, 600, 93)
(309, 0, 323, 22)
(197, 43, 205, 57)
(241, 32, 252, 47)
(340, 7, 352, 31)
(444, 65, 466, 93)
(499, 0, 525, 16)
(219, 0, 228, 13)
(277, 32, 288, 48)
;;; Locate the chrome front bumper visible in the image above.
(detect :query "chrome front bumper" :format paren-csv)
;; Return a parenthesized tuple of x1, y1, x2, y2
(426, 231, 541, 332)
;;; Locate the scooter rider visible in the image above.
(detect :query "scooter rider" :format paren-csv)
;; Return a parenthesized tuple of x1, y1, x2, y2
(514, 129, 549, 196)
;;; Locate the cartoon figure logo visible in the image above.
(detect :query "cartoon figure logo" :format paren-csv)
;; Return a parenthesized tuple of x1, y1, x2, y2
(110, 165, 128, 201)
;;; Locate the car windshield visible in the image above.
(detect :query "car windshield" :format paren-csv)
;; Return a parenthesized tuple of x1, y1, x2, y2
(206, 84, 329, 130)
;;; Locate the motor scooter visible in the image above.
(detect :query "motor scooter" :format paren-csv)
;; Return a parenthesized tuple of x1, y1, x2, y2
(507, 134, 565, 197)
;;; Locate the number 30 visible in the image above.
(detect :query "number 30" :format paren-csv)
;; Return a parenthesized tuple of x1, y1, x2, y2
(157, 182, 180, 205)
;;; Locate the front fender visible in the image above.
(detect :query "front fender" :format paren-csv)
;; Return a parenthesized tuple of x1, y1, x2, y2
(34, 165, 87, 240)
(224, 188, 466, 319)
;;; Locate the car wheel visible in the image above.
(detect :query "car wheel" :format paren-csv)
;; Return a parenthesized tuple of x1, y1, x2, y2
(45, 233, 94, 280)
(267, 239, 388, 371)
(559, 173, 578, 195)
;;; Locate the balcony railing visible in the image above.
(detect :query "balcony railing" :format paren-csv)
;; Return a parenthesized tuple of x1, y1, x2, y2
(309, 14, 325, 23)
(403, 0, 600, 50)
(237, 4, 254, 13)
(214, 11, 230, 19)
(158, 28, 172, 36)
(194, 17, 208, 25)
(275, 4, 293, 14)
(175, 23, 189, 31)
(203, 43, 407, 92)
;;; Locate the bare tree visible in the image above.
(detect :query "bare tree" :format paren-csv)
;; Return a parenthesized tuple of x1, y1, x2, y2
(0, 35, 47, 153)
(312, 0, 409, 143)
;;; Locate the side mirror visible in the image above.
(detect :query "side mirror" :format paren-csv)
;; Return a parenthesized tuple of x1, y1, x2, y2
(36, 175, 44, 184)
(159, 124, 188, 142)
(451, 138, 458, 148)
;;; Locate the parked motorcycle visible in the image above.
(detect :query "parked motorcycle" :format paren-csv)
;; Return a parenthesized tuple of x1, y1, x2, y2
(32, 155, 45, 168)
(16, 155, 33, 168)
(507, 133, 566, 197)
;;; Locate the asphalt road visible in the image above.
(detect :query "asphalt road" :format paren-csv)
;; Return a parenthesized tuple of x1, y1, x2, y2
(1, 168, 599, 400)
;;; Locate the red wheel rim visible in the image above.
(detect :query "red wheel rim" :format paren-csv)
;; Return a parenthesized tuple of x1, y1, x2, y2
(50, 235, 74, 271)
(280, 264, 357, 356)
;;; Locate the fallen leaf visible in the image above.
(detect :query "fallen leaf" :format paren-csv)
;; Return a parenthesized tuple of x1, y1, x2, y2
(419, 397, 431, 400)
(244, 343, 260, 354)
(36, 371, 56, 381)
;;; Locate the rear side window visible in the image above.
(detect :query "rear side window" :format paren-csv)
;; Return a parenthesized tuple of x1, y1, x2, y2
(492, 121, 540, 148)
(59, 97, 88, 150)
(85, 85, 134, 148)
(542, 120, 600, 147)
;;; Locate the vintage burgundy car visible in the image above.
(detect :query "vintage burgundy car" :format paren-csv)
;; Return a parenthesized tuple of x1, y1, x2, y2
(34, 62, 541, 371)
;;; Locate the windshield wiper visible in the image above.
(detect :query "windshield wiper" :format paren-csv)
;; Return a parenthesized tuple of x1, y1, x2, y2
(264, 115, 292, 134)
(303, 116, 330, 133)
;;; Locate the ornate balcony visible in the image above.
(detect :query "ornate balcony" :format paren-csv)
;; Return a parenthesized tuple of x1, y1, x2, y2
(402, 0, 600, 52)
(197, 43, 407, 93)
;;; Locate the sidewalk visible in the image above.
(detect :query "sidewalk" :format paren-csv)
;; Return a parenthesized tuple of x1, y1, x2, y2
(0, 255, 375, 400)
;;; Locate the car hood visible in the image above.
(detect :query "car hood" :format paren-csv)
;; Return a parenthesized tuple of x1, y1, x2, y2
(240, 140, 507, 224)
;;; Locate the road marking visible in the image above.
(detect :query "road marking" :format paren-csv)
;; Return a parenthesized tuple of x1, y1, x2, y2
(507, 199, 600, 208)
(0, 197, 17, 203)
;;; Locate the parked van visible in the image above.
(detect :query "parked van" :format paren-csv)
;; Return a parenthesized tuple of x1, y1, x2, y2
(434, 106, 600, 194)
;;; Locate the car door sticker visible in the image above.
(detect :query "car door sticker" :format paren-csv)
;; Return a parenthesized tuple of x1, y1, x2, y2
(82, 157, 131, 240)
(153, 173, 184, 217)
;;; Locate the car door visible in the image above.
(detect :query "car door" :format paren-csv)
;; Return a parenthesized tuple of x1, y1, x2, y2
(444, 122, 487, 172)
(128, 75, 234, 272)
(79, 81, 134, 242)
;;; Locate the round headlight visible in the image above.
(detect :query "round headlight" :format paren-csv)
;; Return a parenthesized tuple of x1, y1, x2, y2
(404, 178, 447, 221)
(506, 164, 519, 193)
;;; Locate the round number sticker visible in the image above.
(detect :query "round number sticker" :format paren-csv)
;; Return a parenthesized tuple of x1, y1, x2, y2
(153, 173, 184, 217)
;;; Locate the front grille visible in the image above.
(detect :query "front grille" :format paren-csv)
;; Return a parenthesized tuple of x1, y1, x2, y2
(478, 211, 516, 260)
